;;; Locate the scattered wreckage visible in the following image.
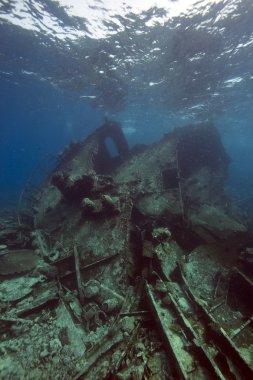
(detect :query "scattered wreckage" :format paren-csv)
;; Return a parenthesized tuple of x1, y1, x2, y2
(0, 121, 253, 379)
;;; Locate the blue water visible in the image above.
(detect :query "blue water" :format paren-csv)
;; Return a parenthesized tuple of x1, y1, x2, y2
(0, 78, 104, 206)
(1, 0, 253, 211)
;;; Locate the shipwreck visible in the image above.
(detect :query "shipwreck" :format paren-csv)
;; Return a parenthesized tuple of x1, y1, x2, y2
(0, 120, 253, 379)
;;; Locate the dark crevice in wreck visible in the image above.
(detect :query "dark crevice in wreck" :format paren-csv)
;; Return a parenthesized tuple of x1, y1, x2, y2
(1, 120, 253, 379)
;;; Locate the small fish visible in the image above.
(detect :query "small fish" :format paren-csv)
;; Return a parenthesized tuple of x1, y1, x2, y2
(80, 95, 96, 99)
(148, 80, 165, 87)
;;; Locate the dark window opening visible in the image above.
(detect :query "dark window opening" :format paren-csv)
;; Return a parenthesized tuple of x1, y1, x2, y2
(162, 168, 179, 189)
(104, 137, 119, 157)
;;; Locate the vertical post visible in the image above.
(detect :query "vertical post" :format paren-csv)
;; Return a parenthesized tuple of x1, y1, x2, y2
(73, 243, 85, 305)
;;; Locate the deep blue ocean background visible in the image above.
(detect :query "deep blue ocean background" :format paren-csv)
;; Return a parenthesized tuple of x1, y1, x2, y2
(1, 0, 253, 214)
(0, 78, 104, 206)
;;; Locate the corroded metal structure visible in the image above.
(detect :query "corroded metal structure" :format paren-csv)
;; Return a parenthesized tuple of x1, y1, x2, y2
(0, 121, 252, 379)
